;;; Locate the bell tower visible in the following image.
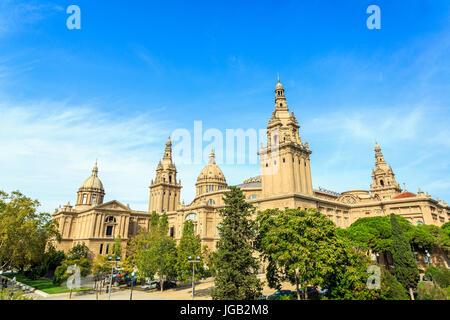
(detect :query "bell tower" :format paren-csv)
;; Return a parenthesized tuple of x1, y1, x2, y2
(148, 137, 182, 213)
(258, 77, 313, 196)
(370, 142, 402, 200)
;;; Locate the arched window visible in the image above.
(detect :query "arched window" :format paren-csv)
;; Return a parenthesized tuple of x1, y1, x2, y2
(185, 213, 198, 221)
(380, 180, 384, 186)
(208, 199, 215, 205)
(90, 194, 96, 204)
(82, 194, 87, 204)
(105, 216, 116, 223)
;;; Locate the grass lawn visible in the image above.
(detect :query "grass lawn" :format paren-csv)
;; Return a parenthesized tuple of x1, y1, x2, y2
(3, 273, 91, 294)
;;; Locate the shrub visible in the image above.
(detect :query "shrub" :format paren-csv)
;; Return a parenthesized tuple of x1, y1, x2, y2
(416, 281, 446, 300)
(0, 288, 32, 300)
(425, 266, 450, 288)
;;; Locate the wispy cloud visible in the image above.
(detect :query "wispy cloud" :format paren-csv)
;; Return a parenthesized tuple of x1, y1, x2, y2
(0, 0, 62, 37)
(0, 100, 171, 213)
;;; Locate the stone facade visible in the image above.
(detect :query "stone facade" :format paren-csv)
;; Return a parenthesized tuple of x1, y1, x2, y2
(52, 79, 450, 258)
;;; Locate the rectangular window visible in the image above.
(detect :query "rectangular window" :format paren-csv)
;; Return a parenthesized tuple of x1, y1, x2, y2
(106, 244, 109, 254)
(99, 243, 103, 254)
(106, 226, 113, 236)
(170, 226, 174, 238)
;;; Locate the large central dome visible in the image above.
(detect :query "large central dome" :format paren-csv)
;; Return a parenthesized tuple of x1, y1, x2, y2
(195, 150, 227, 196)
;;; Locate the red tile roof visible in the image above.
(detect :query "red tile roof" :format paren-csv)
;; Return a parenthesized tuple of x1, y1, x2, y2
(394, 191, 416, 199)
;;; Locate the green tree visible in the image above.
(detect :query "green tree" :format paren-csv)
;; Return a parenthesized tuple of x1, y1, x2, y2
(379, 267, 409, 300)
(125, 213, 177, 291)
(41, 246, 66, 276)
(111, 236, 122, 260)
(159, 212, 169, 235)
(67, 243, 89, 260)
(321, 241, 380, 300)
(442, 222, 450, 237)
(0, 190, 61, 271)
(176, 220, 204, 282)
(212, 187, 262, 300)
(53, 258, 91, 285)
(144, 235, 177, 291)
(258, 208, 377, 300)
(390, 213, 419, 300)
(416, 281, 447, 300)
(424, 266, 450, 288)
(92, 254, 112, 277)
(149, 211, 160, 233)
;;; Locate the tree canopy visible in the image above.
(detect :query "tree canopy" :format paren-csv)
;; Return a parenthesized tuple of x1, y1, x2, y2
(390, 213, 420, 299)
(212, 186, 262, 300)
(338, 215, 449, 255)
(176, 220, 205, 283)
(0, 190, 60, 271)
(258, 208, 381, 300)
(124, 211, 177, 291)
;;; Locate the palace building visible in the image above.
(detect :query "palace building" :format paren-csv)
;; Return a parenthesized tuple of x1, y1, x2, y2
(52, 79, 450, 259)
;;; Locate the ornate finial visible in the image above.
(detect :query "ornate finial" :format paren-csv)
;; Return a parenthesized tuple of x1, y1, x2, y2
(92, 160, 99, 176)
(403, 183, 407, 191)
(375, 141, 381, 152)
(277, 73, 280, 83)
(209, 149, 216, 164)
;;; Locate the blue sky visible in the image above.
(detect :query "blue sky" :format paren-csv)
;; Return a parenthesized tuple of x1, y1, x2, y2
(0, 0, 449, 212)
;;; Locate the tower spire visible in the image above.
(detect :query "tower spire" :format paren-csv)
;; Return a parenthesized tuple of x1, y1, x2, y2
(163, 136, 173, 161)
(92, 159, 98, 177)
(209, 148, 216, 164)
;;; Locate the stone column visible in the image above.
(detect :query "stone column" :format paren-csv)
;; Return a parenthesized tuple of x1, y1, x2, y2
(306, 157, 313, 194)
(289, 151, 295, 193)
(294, 153, 301, 193)
(300, 156, 307, 194)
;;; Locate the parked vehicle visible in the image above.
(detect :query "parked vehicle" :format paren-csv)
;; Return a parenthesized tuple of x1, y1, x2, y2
(155, 281, 177, 290)
(267, 290, 295, 300)
(111, 272, 138, 286)
(141, 281, 159, 290)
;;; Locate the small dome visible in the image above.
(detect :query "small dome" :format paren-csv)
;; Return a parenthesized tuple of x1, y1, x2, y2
(196, 150, 227, 184)
(275, 81, 283, 91)
(80, 161, 104, 191)
(81, 175, 104, 190)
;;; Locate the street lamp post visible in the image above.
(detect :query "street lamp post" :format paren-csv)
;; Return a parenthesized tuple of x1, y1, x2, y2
(188, 255, 201, 300)
(107, 255, 121, 301)
(130, 271, 136, 300)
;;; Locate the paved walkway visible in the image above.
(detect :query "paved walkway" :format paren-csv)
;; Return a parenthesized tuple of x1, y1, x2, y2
(19, 274, 286, 300)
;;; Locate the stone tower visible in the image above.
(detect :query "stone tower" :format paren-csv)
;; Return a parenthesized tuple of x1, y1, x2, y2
(370, 142, 402, 200)
(258, 78, 313, 196)
(148, 137, 182, 213)
(76, 160, 105, 208)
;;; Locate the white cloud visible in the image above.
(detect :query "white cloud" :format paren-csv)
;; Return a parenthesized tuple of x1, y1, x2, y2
(0, 100, 172, 213)
(0, 1, 62, 37)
